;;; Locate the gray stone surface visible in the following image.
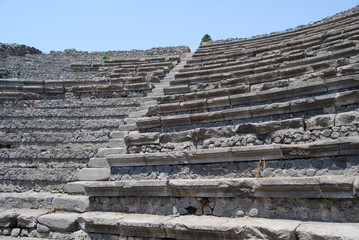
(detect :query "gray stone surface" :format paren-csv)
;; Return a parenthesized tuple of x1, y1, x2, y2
(0, 209, 19, 227)
(17, 208, 49, 228)
(296, 222, 359, 240)
(38, 213, 80, 232)
(53, 195, 89, 213)
(76, 168, 110, 181)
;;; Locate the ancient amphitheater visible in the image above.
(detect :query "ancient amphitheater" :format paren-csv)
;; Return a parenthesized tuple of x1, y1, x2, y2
(1, 5, 359, 240)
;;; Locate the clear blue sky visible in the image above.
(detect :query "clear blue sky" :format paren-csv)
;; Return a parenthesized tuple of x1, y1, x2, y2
(1, 0, 358, 53)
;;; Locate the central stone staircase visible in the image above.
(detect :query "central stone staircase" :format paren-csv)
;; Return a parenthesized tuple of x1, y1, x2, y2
(1, 5, 359, 240)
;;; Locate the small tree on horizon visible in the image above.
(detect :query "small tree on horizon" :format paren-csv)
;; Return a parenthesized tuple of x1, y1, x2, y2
(201, 34, 212, 45)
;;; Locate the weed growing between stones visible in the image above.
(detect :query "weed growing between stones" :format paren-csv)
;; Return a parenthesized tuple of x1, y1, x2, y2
(102, 51, 108, 59)
(255, 158, 266, 178)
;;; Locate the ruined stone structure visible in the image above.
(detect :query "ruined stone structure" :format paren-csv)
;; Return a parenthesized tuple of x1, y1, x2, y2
(1, 5, 359, 240)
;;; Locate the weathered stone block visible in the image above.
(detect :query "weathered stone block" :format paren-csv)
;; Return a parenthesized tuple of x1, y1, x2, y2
(17, 209, 49, 228)
(53, 195, 89, 213)
(76, 168, 110, 181)
(0, 209, 19, 227)
(38, 213, 80, 232)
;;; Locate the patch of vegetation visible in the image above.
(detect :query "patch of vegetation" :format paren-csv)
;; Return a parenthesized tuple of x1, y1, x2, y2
(102, 51, 109, 59)
(201, 34, 212, 45)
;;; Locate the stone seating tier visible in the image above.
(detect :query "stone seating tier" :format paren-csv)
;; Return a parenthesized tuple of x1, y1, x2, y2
(1, 5, 359, 240)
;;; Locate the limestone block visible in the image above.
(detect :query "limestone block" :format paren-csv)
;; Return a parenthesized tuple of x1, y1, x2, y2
(254, 177, 321, 198)
(308, 114, 335, 130)
(107, 139, 125, 148)
(169, 178, 255, 198)
(161, 114, 191, 127)
(180, 99, 207, 111)
(118, 214, 171, 238)
(78, 212, 125, 234)
(124, 132, 160, 146)
(229, 92, 257, 106)
(338, 136, 359, 155)
(319, 176, 355, 198)
(223, 107, 251, 121)
(38, 213, 80, 232)
(65, 181, 88, 194)
(335, 111, 359, 126)
(53, 195, 89, 213)
(88, 158, 110, 168)
(97, 147, 127, 157)
(296, 222, 359, 240)
(163, 85, 189, 95)
(84, 180, 169, 197)
(207, 96, 230, 109)
(107, 153, 146, 167)
(17, 209, 49, 228)
(159, 102, 181, 113)
(76, 168, 110, 181)
(136, 117, 161, 129)
(0, 209, 19, 227)
(280, 140, 340, 159)
(190, 111, 224, 124)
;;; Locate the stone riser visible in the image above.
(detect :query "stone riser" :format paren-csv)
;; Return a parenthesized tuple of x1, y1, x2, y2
(110, 155, 359, 180)
(127, 112, 359, 154)
(172, 47, 359, 86)
(137, 90, 359, 131)
(0, 129, 110, 145)
(0, 97, 141, 109)
(194, 16, 359, 58)
(0, 118, 124, 131)
(90, 196, 359, 222)
(179, 39, 356, 78)
(151, 76, 359, 116)
(2, 210, 359, 239)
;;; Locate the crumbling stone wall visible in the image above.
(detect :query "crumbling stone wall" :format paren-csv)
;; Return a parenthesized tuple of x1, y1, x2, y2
(0, 46, 188, 80)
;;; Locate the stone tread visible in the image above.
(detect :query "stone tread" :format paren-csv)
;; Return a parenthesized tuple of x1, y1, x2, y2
(82, 176, 359, 199)
(151, 75, 359, 114)
(78, 212, 359, 240)
(107, 136, 359, 167)
(3, 208, 358, 239)
(137, 89, 359, 129)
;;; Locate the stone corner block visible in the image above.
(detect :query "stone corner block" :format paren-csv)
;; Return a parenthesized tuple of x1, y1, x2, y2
(76, 168, 110, 181)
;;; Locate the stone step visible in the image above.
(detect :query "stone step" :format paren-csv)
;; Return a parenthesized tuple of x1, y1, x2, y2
(137, 89, 359, 130)
(2, 207, 359, 239)
(163, 84, 189, 95)
(0, 118, 124, 131)
(0, 129, 110, 145)
(0, 92, 42, 100)
(0, 107, 132, 118)
(172, 45, 359, 87)
(84, 176, 358, 199)
(107, 136, 359, 167)
(0, 97, 141, 109)
(84, 176, 359, 222)
(97, 147, 127, 157)
(53, 212, 359, 239)
(151, 75, 359, 115)
(107, 139, 126, 148)
(0, 192, 89, 213)
(125, 111, 358, 150)
(192, 17, 359, 60)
